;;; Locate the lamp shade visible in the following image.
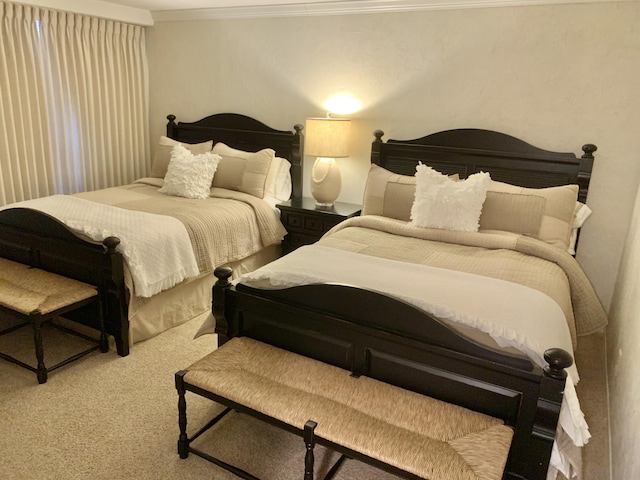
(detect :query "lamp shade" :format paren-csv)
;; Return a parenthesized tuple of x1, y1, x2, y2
(305, 117, 351, 158)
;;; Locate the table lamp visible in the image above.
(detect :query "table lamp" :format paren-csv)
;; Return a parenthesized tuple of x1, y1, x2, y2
(305, 116, 351, 208)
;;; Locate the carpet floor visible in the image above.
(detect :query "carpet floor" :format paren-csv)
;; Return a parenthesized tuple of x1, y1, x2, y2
(0, 316, 610, 480)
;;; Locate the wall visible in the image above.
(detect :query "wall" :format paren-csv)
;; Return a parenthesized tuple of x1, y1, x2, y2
(607, 183, 640, 480)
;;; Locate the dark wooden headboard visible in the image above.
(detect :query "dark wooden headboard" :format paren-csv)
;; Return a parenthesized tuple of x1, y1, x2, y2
(166, 113, 305, 200)
(371, 128, 596, 203)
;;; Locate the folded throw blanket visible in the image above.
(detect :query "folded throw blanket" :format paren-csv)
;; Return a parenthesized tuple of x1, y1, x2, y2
(2, 195, 199, 297)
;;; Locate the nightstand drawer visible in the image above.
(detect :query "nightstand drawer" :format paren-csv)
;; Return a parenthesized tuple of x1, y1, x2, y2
(287, 231, 318, 250)
(284, 213, 304, 230)
(304, 217, 323, 232)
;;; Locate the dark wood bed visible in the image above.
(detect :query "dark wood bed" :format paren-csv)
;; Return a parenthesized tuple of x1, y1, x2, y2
(211, 128, 597, 479)
(0, 113, 304, 357)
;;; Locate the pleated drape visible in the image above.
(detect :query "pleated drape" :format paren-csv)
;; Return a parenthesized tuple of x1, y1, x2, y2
(0, 1, 148, 206)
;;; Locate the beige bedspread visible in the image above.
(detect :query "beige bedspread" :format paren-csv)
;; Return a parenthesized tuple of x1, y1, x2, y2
(318, 216, 608, 343)
(75, 178, 287, 282)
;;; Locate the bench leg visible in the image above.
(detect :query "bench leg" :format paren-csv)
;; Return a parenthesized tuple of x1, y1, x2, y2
(176, 371, 190, 459)
(98, 290, 109, 353)
(30, 314, 47, 384)
(304, 420, 318, 480)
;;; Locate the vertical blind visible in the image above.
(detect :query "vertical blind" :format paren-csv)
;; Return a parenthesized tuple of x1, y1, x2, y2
(0, 1, 149, 206)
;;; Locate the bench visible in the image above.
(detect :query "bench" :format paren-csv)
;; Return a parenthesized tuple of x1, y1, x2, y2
(176, 337, 519, 480)
(0, 257, 108, 383)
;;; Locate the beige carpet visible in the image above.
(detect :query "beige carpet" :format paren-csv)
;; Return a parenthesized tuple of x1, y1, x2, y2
(0, 316, 609, 480)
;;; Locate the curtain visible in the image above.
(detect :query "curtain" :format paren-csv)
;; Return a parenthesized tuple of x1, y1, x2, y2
(0, 1, 148, 206)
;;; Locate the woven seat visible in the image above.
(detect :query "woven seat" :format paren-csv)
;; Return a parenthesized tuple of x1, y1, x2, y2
(177, 337, 514, 480)
(0, 258, 108, 383)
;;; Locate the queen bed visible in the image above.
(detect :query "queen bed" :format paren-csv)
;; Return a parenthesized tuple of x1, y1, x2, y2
(209, 128, 607, 479)
(0, 113, 303, 357)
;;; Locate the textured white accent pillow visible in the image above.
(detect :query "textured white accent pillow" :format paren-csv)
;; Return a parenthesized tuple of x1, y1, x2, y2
(410, 164, 491, 232)
(159, 145, 220, 199)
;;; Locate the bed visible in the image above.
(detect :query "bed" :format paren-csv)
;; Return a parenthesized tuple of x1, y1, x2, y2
(0, 113, 304, 357)
(210, 128, 607, 479)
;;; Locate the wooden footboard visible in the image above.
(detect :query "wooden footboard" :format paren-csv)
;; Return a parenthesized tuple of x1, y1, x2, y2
(0, 208, 129, 356)
(212, 266, 573, 480)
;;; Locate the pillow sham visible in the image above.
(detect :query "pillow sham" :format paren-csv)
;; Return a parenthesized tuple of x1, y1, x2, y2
(362, 164, 460, 221)
(158, 145, 220, 199)
(150, 136, 213, 179)
(211, 142, 275, 199)
(410, 164, 491, 232)
(479, 180, 579, 250)
(362, 164, 417, 221)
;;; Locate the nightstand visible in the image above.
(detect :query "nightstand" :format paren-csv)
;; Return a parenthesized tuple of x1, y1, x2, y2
(278, 197, 362, 253)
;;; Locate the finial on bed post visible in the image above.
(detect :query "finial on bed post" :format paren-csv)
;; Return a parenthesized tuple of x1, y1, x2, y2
(166, 114, 177, 139)
(371, 130, 385, 166)
(213, 266, 234, 345)
(543, 348, 573, 380)
(102, 236, 120, 254)
(290, 123, 304, 201)
(577, 143, 597, 204)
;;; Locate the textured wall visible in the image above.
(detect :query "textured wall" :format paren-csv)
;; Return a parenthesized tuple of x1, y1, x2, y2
(607, 183, 640, 480)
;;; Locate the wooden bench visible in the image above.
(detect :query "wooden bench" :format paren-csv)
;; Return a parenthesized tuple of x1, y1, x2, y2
(0, 257, 108, 384)
(176, 337, 524, 480)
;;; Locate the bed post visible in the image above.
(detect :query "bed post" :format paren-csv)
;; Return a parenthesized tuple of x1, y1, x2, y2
(577, 143, 597, 204)
(290, 123, 305, 200)
(370, 129, 384, 166)
(166, 114, 177, 139)
(508, 348, 573, 479)
(101, 236, 129, 357)
(213, 266, 233, 346)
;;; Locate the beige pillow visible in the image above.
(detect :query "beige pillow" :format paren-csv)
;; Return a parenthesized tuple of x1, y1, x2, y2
(150, 136, 213, 178)
(479, 192, 546, 236)
(480, 180, 579, 250)
(211, 143, 275, 198)
(362, 164, 460, 221)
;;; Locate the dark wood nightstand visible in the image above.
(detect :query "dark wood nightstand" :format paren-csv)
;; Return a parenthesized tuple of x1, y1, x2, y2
(278, 197, 362, 253)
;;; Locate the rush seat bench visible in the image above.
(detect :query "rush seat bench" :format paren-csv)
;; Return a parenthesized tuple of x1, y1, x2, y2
(0, 257, 108, 384)
(175, 336, 538, 480)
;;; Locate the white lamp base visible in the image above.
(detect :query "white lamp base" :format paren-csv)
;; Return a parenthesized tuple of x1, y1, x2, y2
(311, 157, 341, 208)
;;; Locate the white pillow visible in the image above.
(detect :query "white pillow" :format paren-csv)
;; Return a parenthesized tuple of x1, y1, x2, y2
(567, 202, 593, 255)
(269, 157, 292, 201)
(159, 145, 220, 199)
(410, 164, 491, 232)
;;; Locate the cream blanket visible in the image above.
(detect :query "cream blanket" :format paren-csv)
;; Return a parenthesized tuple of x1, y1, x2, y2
(75, 178, 287, 292)
(2, 195, 199, 298)
(239, 215, 609, 480)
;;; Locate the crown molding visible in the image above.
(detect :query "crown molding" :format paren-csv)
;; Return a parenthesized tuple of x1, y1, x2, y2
(151, 0, 629, 22)
(12, 0, 154, 25)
